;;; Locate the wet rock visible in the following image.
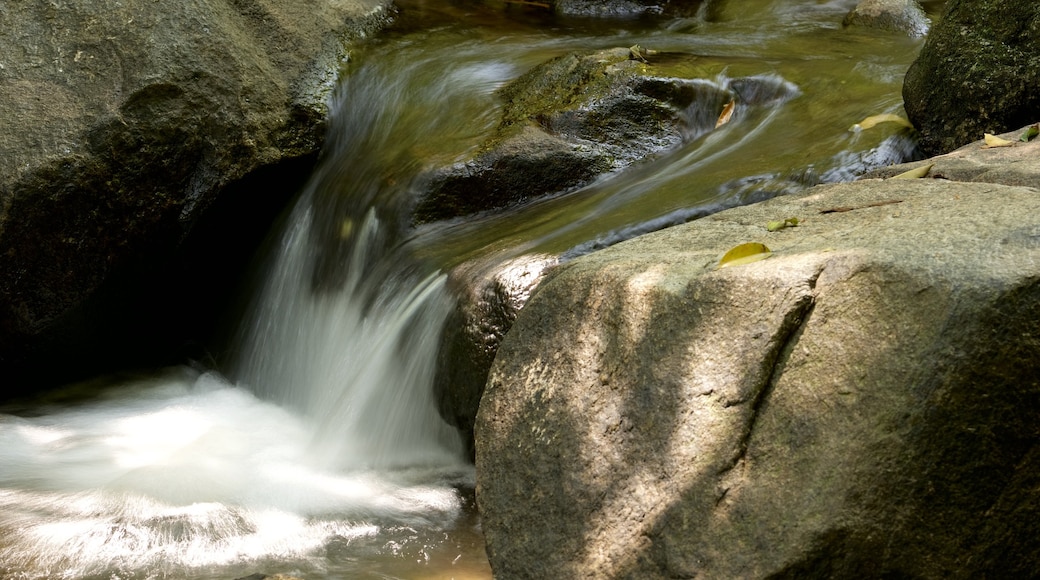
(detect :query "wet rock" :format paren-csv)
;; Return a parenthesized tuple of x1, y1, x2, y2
(435, 254, 559, 456)
(0, 0, 389, 389)
(413, 48, 798, 224)
(843, 0, 929, 36)
(476, 178, 1040, 577)
(550, 0, 713, 18)
(903, 0, 1040, 155)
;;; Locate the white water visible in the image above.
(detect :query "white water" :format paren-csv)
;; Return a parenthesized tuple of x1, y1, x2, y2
(0, 55, 473, 579)
(0, 370, 467, 578)
(0, 202, 471, 578)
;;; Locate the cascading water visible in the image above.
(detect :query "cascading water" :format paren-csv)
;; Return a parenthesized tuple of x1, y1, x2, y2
(0, 0, 939, 577)
(0, 24, 492, 580)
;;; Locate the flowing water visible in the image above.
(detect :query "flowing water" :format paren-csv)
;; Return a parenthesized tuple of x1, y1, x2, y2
(0, 1, 941, 578)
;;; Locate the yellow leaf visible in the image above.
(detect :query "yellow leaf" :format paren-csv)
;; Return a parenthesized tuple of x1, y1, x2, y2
(340, 218, 354, 239)
(892, 163, 933, 179)
(718, 242, 772, 269)
(983, 133, 1014, 148)
(715, 100, 735, 129)
(850, 113, 914, 132)
(766, 217, 800, 231)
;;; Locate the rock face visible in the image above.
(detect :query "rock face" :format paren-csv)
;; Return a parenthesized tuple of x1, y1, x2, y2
(476, 175, 1040, 577)
(843, 0, 929, 36)
(413, 48, 798, 224)
(435, 254, 559, 456)
(0, 0, 388, 388)
(903, 0, 1040, 155)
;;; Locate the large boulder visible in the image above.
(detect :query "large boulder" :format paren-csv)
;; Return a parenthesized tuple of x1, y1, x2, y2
(0, 0, 388, 388)
(903, 0, 1040, 155)
(475, 175, 1040, 577)
(412, 48, 798, 224)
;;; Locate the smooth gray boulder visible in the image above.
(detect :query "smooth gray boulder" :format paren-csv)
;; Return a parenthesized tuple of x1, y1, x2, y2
(843, 0, 929, 36)
(870, 122, 1040, 188)
(476, 177, 1040, 577)
(903, 0, 1040, 155)
(0, 0, 388, 387)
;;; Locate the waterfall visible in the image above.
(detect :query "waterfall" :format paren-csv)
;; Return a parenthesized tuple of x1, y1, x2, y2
(230, 198, 464, 470)
(229, 52, 470, 470)
(0, 54, 478, 580)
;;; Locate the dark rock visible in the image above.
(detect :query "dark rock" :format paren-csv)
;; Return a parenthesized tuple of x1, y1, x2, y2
(413, 48, 799, 224)
(903, 0, 1040, 155)
(435, 254, 558, 457)
(476, 178, 1040, 577)
(0, 0, 390, 391)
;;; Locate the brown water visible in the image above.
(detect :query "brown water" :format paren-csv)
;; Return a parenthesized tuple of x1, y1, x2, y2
(0, 1, 941, 578)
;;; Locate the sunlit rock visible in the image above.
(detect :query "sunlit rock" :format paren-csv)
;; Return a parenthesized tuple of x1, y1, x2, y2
(843, 0, 929, 37)
(869, 123, 1040, 187)
(476, 178, 1040, 577)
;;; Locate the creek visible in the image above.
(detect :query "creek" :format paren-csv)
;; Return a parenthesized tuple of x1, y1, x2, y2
(0, 0, 938, 578)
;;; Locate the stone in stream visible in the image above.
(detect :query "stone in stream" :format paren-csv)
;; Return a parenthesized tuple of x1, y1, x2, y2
(843, 0, 930, 37)
(411, 47, 799, 224)
(475, 168, 1040, 576)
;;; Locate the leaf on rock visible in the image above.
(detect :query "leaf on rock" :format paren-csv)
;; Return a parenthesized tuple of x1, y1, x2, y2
(983, 133, 1015, 148)
(716, 100, 736, 128)
(892, 163, 933, 179)
(850, 113, 914, 132)
(767, 217, 800, 231)
(1021, 124, 1039, 142)
(718, 242, 772, 269)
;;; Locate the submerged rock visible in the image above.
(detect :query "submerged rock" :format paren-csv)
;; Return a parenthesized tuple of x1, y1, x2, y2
(413, 48, 798, 224)
(903, 0, 1040, 155)
(476, 177, 1040, 577)
(0, 0, 389, 388)
(550, 0, 715, 19)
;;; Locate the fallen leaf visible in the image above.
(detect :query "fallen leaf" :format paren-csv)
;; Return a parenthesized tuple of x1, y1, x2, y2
(715, 100, 735, 128)
(1022, 124, 1039, 142)
(629, 44, 648, 62)
(767, 217, 800, 232)
(718, 242, 771, 269)
(983, 133, 1015, 148)
(850, 113, 914, 132)
(892, 163, 933, 179)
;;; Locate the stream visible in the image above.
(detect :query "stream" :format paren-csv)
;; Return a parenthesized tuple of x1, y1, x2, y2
(0, 0, 939, 578)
